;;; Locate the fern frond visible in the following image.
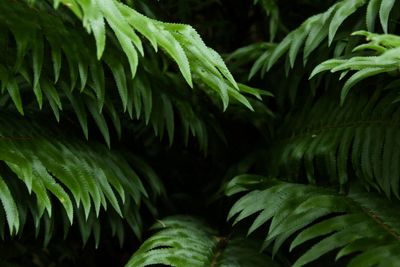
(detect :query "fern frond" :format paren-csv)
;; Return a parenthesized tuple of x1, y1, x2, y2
(311, 31, 400, 103)
(0, 0, 256, 150)
(251, 0, 399, 77)
(226, 176, 400, 267)
(0, 175, 19, 235)
(125, 215, 279, 267)
(0, 113, 164, 243)
(39, 0, 255, 110)
(264, 88, 400, 198)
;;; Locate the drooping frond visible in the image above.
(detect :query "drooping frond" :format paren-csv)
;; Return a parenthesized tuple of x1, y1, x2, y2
(0, 0, 256, 150)
(311, 30, 400, 104)
(35, 0, 248, 105)
(226, 175, 400, 267)
(264, 88, 400, 198)
(250, 0, 399, 78)
(125, 215, 279, 267)
(0, 113, 164, 245)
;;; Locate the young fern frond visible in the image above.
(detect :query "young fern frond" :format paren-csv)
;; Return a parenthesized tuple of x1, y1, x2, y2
(311, 31, 400, 103)
(125, 216, 279, 267)
(250, 0, 399, 78)
(0, 113, 164, 243)
(265, 89, 400, 198)
(226, 175, 400, 267)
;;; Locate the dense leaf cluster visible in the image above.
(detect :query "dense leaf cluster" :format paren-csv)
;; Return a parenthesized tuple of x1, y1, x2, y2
(1, 0, 400, 266)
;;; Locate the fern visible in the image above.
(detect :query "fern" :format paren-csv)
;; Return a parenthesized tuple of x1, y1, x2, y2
(226, 175, 400, 267)
(0, 113, 163, 245)
(2, 0, 400, 265)
(0, 0, 255, 150)
(311, 31, 400, 103)
(125, 215, 279, 267)
(250, 0, 399, 79)
(263, 88, 400, 198)
(48, 0, 258, 110)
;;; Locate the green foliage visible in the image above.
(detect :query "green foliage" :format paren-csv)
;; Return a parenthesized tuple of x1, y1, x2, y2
(221, 1, 400, 265)
(226, 175, 400, 267)
(311, 31, 400, 103)
(126, 216, 279, 267)
(0, 0, 254, 150)
(249, 0, 399, 78)
(264, 88, 400, 198)
(2, 0, 400, 266)
(0, 113, 162, 246)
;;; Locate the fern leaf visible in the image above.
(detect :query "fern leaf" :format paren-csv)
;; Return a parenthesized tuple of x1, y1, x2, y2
(0, 0, 253, 152)
(226, 177, 400, 266)
(6, 79, 24, 115)
(81, 0, 106, 59)
(32, 35, 44, 94)
(311, 32, 400, 103)
(329, 0, 366, 45)
(366, 0, 381, 31)
(105, 55, 129, 111)
(264, 89, 400, 198)
(254, 0, 370, 75)
(249, 0, 399, 79)
(340, 67, 390, 104)
(0, 113, 162, 243)
(379, 0, 396, 33)
(267, 33, 292, 70)
(304, 8, 334, 61)
(289, 28, 307, 68)
(32, 159, 74, 224)
(0, 175, 19, 235)
(309, 59, 346, 78)
(126, 216, 279, 267)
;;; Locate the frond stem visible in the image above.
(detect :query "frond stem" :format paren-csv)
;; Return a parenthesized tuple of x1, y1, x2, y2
(362, 207, 400, 241)
(210, 236, 228, 267)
